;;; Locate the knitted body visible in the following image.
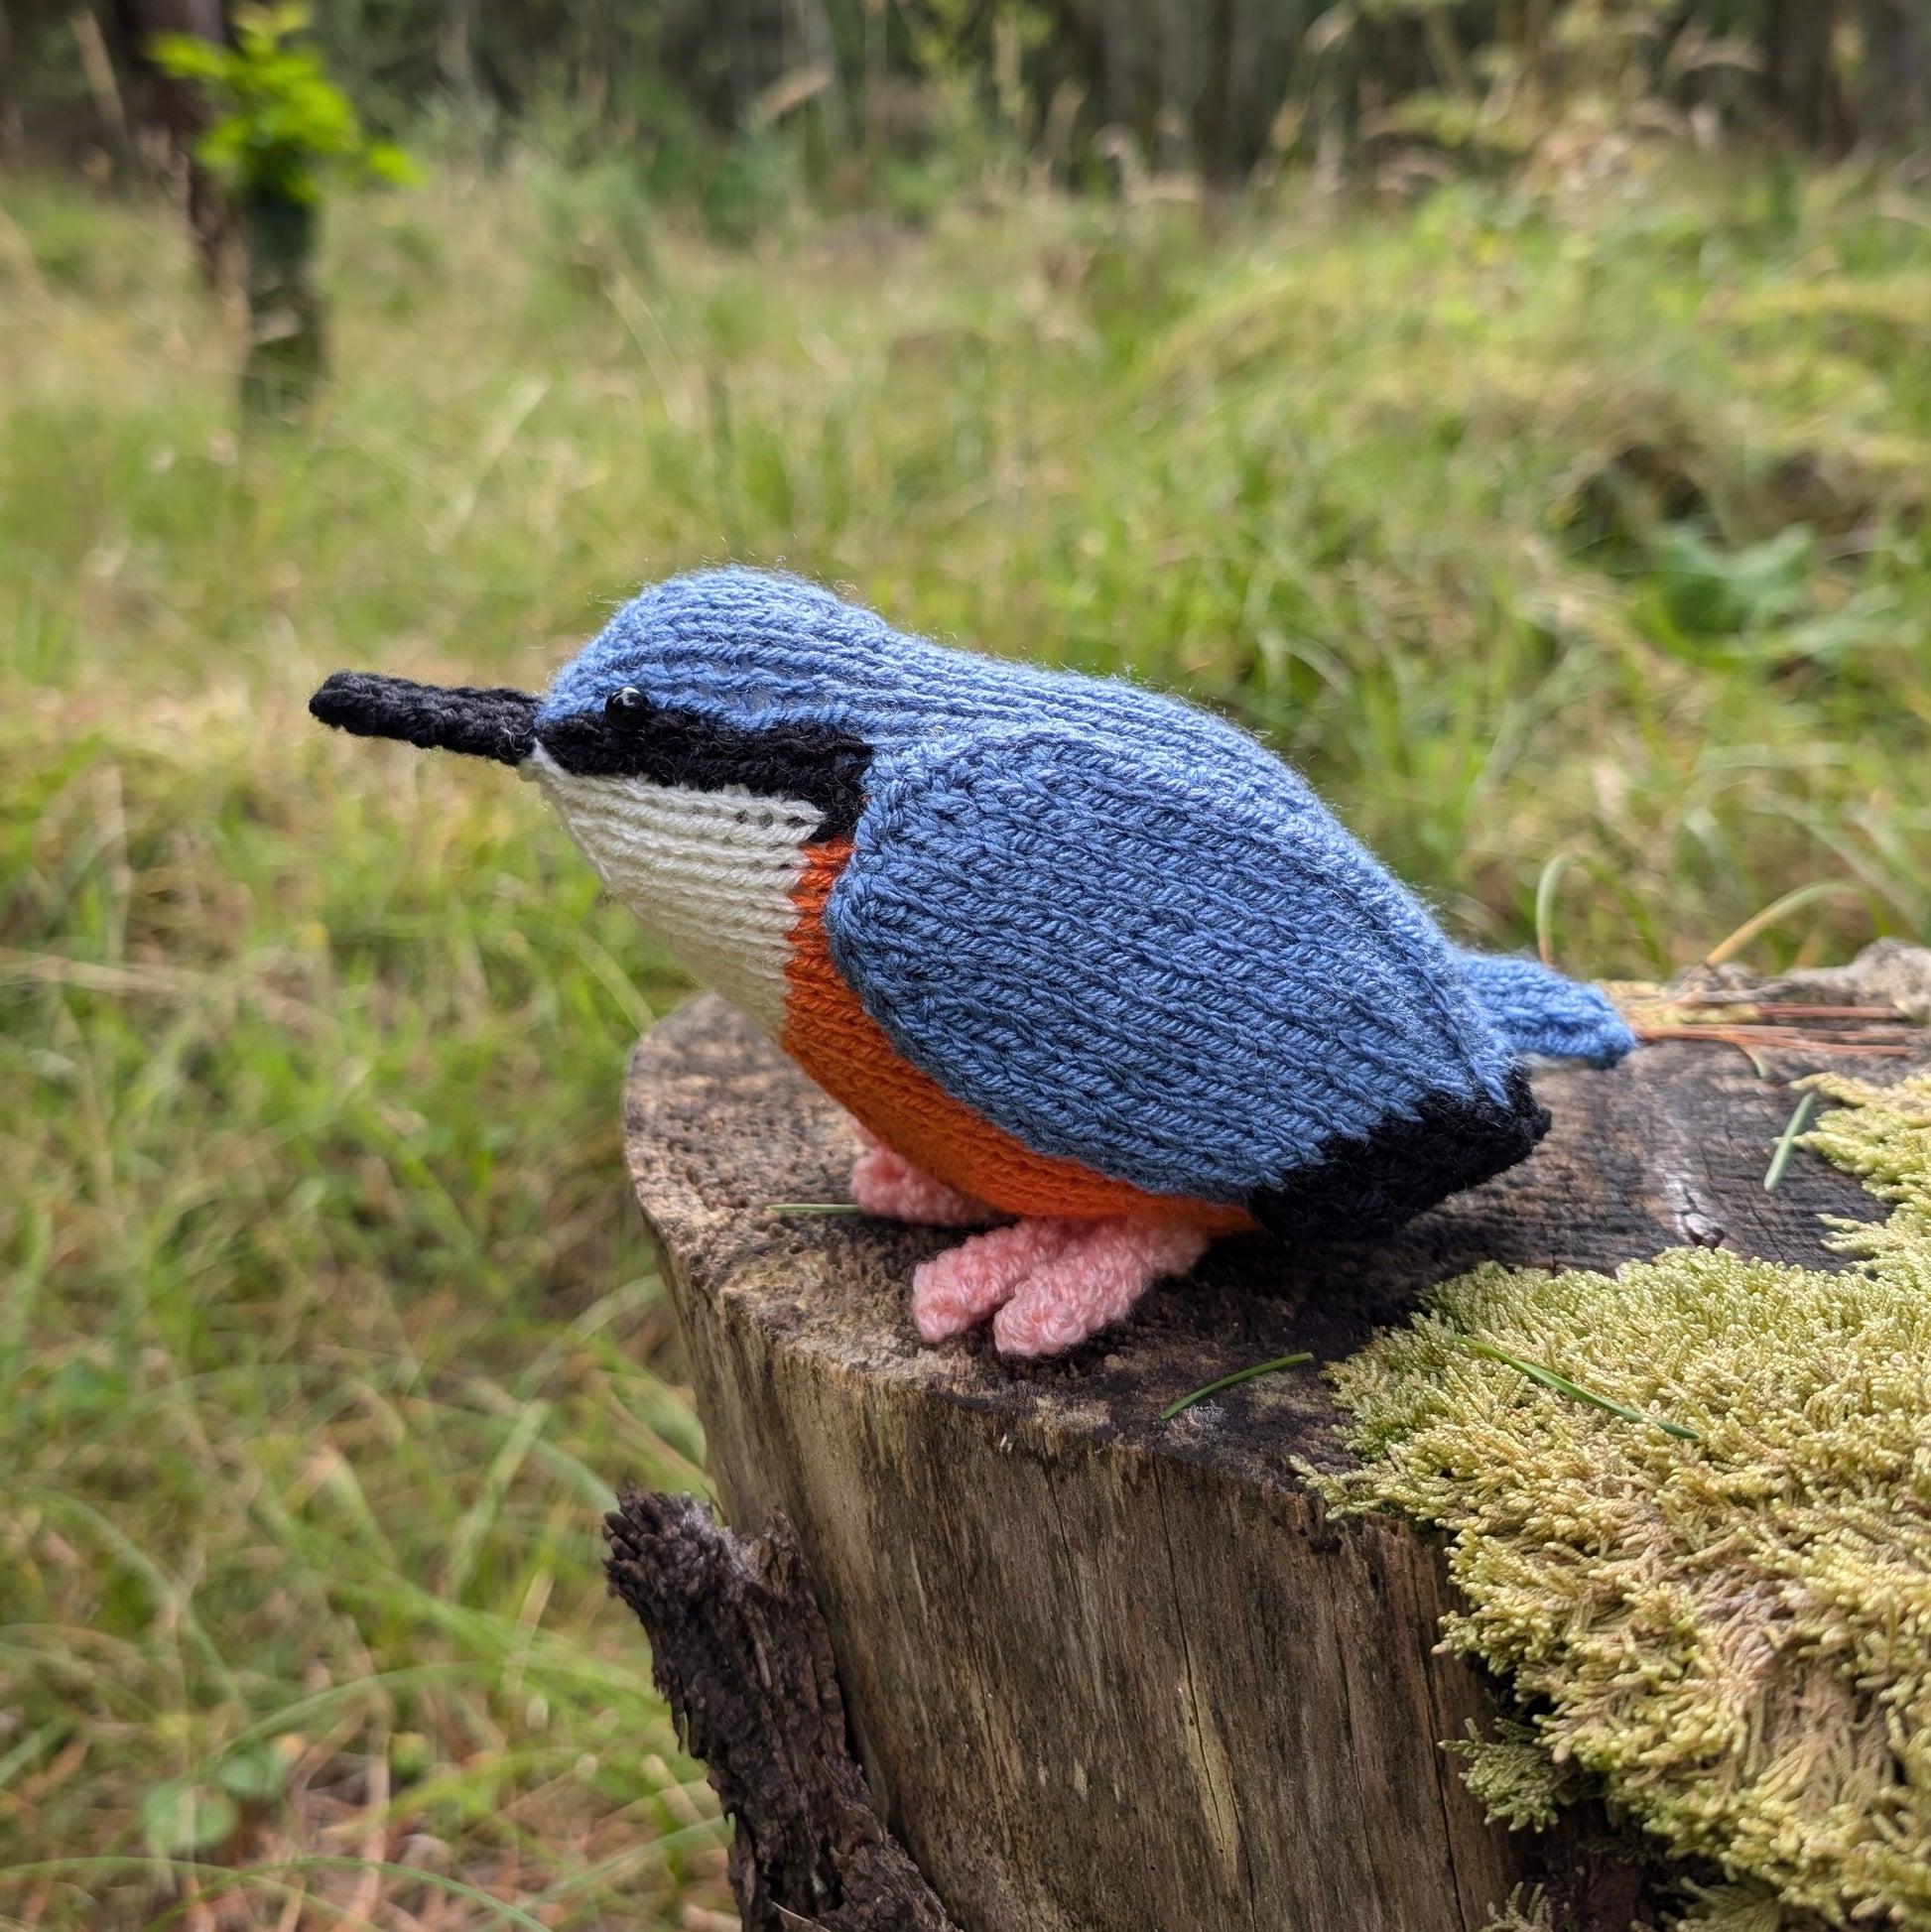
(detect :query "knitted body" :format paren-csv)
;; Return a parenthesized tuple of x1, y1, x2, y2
(313, 569, 1635, 1355)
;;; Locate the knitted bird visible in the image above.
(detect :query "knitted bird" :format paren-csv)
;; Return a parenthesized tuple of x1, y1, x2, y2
(311, 570, 1634, 1356)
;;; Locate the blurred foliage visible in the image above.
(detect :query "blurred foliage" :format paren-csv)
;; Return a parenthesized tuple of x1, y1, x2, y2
(7, 1, 1931, 248)
(150, 8, 420, 414)
(148, 2, 417, 206)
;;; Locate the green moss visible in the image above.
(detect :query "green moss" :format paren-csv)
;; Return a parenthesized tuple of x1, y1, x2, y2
(1448, 1718, 1583, 1833)
(1312, 1071, 1931, 1930)
(1479, 1882, 1559, 1932)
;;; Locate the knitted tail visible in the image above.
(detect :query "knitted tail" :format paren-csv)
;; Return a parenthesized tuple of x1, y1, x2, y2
(1458, 952, 1637, 1069)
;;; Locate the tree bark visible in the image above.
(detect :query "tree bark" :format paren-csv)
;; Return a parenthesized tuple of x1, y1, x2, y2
(1154, 0, 1192, 171)
(239, 191, 325, 418)
(439, 0, 483, 97)
(623, 993, 1913, 1932)
(1766, 0, 1845, 149)
(1220, 0, 1262, 180)
(1098, 0, 1133, 136)
(604, 1489, 963, 1932)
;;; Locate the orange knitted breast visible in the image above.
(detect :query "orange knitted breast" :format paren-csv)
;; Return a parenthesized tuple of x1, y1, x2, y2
(781, 840, 1254, 1231)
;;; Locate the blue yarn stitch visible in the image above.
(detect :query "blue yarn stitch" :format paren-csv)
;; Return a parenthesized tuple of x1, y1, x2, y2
(542, 569, 1311, 801)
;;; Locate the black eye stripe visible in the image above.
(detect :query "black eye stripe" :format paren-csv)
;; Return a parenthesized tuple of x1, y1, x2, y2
(539, 702, 872, 844)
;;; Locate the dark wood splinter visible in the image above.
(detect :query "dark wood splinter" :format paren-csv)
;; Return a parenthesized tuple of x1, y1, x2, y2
(604, 1488, 963, 1932)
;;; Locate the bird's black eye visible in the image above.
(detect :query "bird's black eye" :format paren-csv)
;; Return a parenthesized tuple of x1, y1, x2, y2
(604, 686, 650, 729)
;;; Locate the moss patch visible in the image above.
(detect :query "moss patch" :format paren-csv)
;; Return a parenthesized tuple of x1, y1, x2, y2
(1313, 1071, 1931, 1929)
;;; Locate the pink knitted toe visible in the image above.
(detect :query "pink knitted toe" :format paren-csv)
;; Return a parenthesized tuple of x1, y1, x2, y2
(911, 1219, 1079, 1344)
(991, 1219, 1210, 1358)
(850, 1143, 995, 1227)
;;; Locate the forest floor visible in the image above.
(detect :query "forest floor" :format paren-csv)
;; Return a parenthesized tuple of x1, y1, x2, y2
(3, 149, 1930, 1928)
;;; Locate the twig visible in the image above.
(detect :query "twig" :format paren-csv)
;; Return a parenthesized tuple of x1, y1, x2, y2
(1636, 1026, 1912, 1064)
(1634, 1027, 1773, 1076)
(1668, 1001, 1904, 1021)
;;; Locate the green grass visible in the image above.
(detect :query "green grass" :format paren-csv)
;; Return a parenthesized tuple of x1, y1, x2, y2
(2, 148, 1930, 1927)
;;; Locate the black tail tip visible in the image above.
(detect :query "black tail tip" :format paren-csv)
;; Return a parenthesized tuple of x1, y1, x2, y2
(1250, 1067, 1551, 1244)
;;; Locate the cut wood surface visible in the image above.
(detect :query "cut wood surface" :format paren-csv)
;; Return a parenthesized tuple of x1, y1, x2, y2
(622, 993, 1908, 1932)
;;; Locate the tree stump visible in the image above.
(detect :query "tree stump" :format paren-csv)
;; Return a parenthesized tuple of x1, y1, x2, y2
(622, 993, 1901, 1932)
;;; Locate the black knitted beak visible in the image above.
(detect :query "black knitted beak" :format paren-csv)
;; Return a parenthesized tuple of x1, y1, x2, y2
(309, 672, 539, 765)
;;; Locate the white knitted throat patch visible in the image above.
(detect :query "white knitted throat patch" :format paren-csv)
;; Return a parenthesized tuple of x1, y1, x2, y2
(526, 747, 820, 1034)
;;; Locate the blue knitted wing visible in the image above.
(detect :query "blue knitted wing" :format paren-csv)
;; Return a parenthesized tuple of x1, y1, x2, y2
(822, 728, 1537, 1212)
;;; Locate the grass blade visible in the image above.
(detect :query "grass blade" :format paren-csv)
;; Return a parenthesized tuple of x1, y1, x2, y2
(1534, 852, 1571, 969)
(1763, 1091, 1818, 1191)
(1161, 1352, 1313, 1421)
(1465, 1339, 1701, 1441)
(1703, 880, 1869, 969)
(765, 1201, 866, 1216)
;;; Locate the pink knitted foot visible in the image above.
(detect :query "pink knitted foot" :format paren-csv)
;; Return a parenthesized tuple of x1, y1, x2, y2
(991, 1219, 1210, 1358)
(849, 1140, 994, 1227)
(911, 1219, 1079, 1343)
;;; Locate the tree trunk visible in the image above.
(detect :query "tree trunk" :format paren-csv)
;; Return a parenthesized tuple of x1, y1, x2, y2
(622, 993, 1914, 1932)
(1220, 0, 1262, 181)
(720, 0, 786, 126)
(0, 0, 24, 163)
(1766, 0, 1845, 149)
(104, 0, 232, 285)
(1098, 0, 1133, 135)
(1861, 0, 1931, 145)
(240, 191, 324, 417)
(1154, 0, 1192, 171)
(440, 0, 478, 95)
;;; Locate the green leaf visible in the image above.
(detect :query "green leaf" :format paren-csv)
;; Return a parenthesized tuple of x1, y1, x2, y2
(141, 1780, 239, 1856)
(146, 35, 234, 83)
(37, 1356, 125, 1422)
(389, 1732, 434, 1786)
(215, 1746, 286, 1803)
(141, 7, 420, 205)
(1653, 523, 1814, 639)
(364, 142, 426, 188)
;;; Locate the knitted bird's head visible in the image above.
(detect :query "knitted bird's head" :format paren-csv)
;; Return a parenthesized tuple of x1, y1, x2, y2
(308, 567, 1308, 925)
(310, 573, 893, 833)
